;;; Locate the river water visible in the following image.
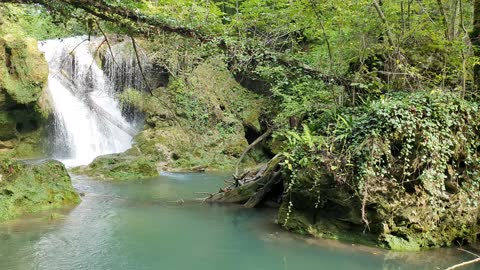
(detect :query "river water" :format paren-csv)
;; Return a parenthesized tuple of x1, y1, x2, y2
(0, 173, 477, 270)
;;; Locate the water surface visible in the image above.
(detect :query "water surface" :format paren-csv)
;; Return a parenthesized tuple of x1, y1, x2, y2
(0, 173, 477, 270)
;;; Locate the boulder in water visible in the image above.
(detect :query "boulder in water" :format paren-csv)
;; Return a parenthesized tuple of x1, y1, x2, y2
(72, 152, 159, 181)
(0, 159, 80, 222)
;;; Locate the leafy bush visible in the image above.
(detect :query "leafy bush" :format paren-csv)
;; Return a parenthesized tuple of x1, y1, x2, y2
(328, 91, 480, 197)
(281, 91, 480, 249)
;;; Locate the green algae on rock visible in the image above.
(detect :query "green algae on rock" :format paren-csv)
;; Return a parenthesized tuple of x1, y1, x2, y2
(0, 34, 48, 105)
(0, 159, 80, 222)
(0, 22, 50, 159)
(72, 153, 159, 181)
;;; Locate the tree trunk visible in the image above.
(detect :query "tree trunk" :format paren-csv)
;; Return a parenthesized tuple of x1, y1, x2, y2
(471, 0, 480, 90)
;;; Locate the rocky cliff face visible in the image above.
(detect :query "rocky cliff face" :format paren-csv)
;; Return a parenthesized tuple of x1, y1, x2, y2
(0, 32, 49, 158)
(74, 36, 270, 180)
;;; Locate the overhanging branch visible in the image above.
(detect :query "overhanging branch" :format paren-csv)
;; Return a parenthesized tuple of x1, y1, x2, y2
(0, 0, 350, 88)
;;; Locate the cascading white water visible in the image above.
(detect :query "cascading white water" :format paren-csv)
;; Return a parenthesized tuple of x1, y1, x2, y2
(39, 36, 137, 167)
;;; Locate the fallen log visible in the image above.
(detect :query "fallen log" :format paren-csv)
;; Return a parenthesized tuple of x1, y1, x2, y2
(206, 154, 284, 207)
(444, 258, 480, 270)
(244, 170, 281, 208)
(234, 129, 272, 177)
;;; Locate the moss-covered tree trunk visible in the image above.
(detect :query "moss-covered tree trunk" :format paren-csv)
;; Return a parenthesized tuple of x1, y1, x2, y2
(471, 0, 480, 90)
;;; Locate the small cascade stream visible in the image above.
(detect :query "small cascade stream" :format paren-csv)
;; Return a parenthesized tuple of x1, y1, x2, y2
(38, 36, 138, 167)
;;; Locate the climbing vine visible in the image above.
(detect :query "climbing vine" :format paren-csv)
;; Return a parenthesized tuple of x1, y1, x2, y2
(281, 91, 480, 230)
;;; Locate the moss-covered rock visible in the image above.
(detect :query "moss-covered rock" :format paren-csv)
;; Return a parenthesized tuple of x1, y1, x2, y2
(72, 152, 159, 181)
(0, 34, 48, 105)
(78, 38, 268, 180)
(0, 159, 80, 222)
(0, 19, 50, 159)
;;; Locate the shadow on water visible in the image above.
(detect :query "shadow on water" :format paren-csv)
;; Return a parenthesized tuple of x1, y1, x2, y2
(0, 172, 478, 270)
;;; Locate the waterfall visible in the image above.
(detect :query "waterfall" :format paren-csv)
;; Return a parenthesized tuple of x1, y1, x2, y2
(39, 36, 138, 167)
(103, 39, 151, 94)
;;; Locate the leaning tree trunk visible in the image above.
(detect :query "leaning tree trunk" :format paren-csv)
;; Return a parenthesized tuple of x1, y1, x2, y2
(472, 0, 480, 90)
(205, 154, 284, 208)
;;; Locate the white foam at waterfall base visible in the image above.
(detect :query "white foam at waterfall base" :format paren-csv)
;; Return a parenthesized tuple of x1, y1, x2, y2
(39, 37, 135, 167)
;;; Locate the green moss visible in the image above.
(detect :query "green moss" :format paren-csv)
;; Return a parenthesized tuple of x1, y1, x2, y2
(112, 46, 268, 173)
(278, 201, 312, 235)
(0, 112, 16, 140)
(382, 235, 422, 251)
(0, 19, 50, 159)
(0, 35, 48, 105)
(73, 153, 159, 181)
(0, 159, 80, 222)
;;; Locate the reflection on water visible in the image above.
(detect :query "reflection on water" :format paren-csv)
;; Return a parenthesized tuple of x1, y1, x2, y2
(0, 173, 478, 270)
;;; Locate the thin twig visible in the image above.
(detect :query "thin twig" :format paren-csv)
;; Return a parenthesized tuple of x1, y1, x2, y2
(416, 0, 435, 23)
(88, 38, 106, 70)
(130, 35, 152, 92)
(95, 20, 120, 69)
(68, 38, 89, 55)
(444, 258, 480, 270)
(458, 248, 480, 258)
(372, 0, 394, 46)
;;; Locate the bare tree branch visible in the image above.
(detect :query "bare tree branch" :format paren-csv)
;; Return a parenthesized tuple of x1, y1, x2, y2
(372, 0, 394, 46)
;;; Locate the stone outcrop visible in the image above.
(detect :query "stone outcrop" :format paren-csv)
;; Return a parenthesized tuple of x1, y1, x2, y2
(0, 159, 80, 221)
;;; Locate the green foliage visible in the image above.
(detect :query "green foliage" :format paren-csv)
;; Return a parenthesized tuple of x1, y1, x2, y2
(169, 79, 212, 131)
(0, 4, 86, 40)
(285, 91, 480, 198)
(280, 91, 480, 249)
(329, 91, 480, 192)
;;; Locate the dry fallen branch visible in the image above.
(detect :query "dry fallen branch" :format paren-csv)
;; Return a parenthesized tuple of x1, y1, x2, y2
(235, 129, 272, 177)
(207, 154, 284, 205)
(458, 248, 480, 258)
(444, 258, 480, 270)
(444, 249, 480, 270)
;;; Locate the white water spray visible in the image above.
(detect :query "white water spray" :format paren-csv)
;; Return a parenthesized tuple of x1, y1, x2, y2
(39, 36, 137, 167)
